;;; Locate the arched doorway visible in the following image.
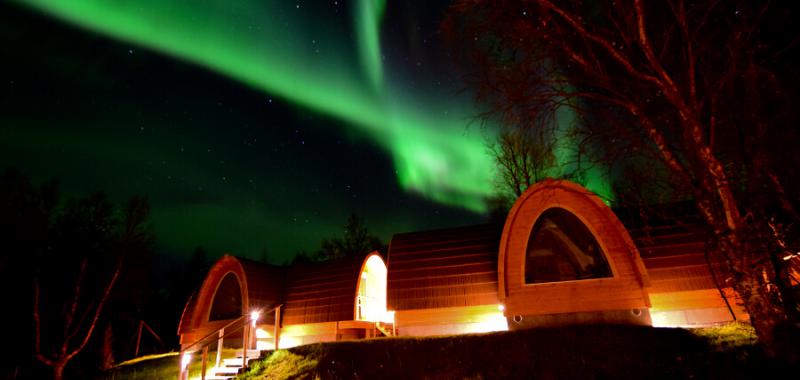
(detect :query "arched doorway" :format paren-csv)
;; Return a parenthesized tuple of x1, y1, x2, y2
(355, 253, 388, 322)
(209, 272, 243, 321)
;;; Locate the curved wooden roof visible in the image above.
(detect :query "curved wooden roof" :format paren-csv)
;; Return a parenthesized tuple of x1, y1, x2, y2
(282, 253, 374, 325)
(387, 224, 503, 311)
(498, 179, 651, 316)
(178, 255, 284, 334)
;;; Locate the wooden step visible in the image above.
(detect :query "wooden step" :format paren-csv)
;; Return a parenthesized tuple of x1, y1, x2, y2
(212, 366, 241, 375)
(230, 349, 262, 359)
(223, 357, 255, 366)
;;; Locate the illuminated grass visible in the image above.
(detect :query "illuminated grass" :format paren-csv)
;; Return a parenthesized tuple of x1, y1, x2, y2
(114, 352, 178, 367)
(692, 322, 758, 351)
(239, 350, 319, 380)
(238, 325, 779, 379)
(103, 348, 248, 380)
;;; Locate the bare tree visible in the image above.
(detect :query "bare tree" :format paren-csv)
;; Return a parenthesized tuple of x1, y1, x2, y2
(491, 126, 557, 198)
(33, 196, 151, 380)
(446, 0, 800, 354)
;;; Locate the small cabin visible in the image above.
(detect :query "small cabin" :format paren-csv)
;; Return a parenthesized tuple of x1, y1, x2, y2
(497, 179, 652, 328)
(178, 252, 392, 352)
(279, 252, 392, 348)
(178, 256, 283, 348)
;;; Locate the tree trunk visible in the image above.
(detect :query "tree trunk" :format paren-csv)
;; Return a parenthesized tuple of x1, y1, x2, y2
(53, 362, 65, 380)
(695, 187, 791, 356)
(732, 269, 788, 356)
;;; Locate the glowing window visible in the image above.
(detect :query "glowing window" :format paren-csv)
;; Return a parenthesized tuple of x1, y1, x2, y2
(524, 208, 612, 284)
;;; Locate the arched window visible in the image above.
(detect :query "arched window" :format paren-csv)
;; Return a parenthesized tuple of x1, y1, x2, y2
(525, 208, 612, 284)
(209, 273, 242, 321)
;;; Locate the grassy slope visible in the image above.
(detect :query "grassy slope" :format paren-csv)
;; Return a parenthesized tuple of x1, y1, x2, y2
(100, 348, 243, 379)
(241, 324, 787, 380)
(104, 323, 794, 380)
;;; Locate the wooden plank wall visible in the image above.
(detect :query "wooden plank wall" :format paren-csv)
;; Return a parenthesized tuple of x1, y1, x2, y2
(282, 256, 363, 325)
(239, 258, 285, 325)
(387, 224, 503, 311)
(630, 221, 748, 323)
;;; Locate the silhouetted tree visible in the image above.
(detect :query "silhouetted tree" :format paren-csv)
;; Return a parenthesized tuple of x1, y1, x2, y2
(291, 250, 315, 265)
(316, 214, 384, 261)
(100, 324, 114, 371)
(0, 169, 58, 378)
(33, 193, 153, 380)
(491, 126, 558, 198)
(446, 0, 800, 354)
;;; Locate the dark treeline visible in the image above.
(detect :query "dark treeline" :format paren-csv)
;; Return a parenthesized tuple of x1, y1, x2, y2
(292, 213, 386, 264)
(0, 168, 386, 379)
(0, 168, 212, 380)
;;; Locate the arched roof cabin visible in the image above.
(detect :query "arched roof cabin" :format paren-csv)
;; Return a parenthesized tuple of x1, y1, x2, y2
(283, 253, 371, 325)
(178, 255, 284, 347)
(498, 179, 652, 328)
(277, 252, 391, 348)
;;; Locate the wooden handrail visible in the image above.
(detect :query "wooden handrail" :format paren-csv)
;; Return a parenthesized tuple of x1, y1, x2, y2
(179, 304, 283, 380)
(182, 315, 246, 353)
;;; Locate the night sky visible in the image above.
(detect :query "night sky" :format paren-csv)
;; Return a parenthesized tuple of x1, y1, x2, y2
(1, 1, 497, 262)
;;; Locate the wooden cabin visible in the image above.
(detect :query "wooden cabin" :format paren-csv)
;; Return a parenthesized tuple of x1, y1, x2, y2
(179, 179, 747, 352)
(278, 252, 392, 348)
(178, 252, 393, 352)
(178, 255, 283, 348)
(497, 179, 653, 328)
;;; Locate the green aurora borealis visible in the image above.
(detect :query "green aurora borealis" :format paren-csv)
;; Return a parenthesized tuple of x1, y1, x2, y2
(3, 1, 610, 261)
(18, 0, 496, 212)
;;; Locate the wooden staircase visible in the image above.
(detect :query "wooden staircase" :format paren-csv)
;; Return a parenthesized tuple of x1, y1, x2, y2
(204, 349, 266, 380)
(374, 321, 395, 337)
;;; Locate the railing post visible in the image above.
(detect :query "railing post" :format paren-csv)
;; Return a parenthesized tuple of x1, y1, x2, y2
(242, 322, 249, 369)
(179, 349, 191, 380)
(178, 349, 184, 380)
(215, 328, 224, 368)
(200, 346, 208, 380)
(273, 305, 282, 350)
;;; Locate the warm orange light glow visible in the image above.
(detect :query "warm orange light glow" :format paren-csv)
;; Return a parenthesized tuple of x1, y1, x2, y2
(498, 304, 505, 312)
(181, 352, 192, 370)
(277, 335, 302, 349)
(255, 328, 269, 339)
(357, 254, 388, 322)
(464, 310, 509, 333)
(381, 310, 396, 324)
